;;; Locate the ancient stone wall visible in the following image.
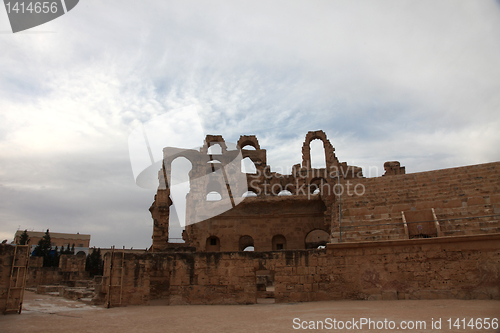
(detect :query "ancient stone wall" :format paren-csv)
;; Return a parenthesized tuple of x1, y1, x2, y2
(99, 233, 500, 306)
(186, 196, 329, 252)
(25, 254, 88, 287)
(0, 245, 16, 313)
(275, 233, 500, 302)
(338, 162, 500, 242)
(150, 130, 361, 252)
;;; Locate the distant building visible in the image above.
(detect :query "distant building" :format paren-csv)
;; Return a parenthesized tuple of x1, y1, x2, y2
(14, 230, 91, 256)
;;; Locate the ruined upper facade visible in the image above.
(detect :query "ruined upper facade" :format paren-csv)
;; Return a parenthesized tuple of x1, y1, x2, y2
(149, 130, 500, 253)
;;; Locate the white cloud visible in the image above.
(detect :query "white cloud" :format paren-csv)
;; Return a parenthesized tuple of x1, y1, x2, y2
(1, 0, 499, 247)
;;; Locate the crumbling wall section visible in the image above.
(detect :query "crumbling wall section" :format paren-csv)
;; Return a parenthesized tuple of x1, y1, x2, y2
(26, 254, 88, 287)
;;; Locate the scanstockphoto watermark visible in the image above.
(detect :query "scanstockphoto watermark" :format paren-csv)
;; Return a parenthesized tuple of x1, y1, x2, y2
(3, 0, 79, 33)
(246, 164, 366, 198)
(292, 317, 499, 330)
(248, 179, 366, 198)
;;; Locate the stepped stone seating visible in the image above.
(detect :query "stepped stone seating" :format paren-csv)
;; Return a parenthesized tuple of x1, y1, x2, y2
(337, 162, 500, 242)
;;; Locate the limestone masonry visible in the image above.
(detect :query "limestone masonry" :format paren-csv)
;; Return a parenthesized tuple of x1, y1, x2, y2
(97, 130, 499, 306)
(3, 130, 498, 311)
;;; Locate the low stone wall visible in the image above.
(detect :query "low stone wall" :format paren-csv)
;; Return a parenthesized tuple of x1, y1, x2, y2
(59, 254, 86, 272)
(26, 254, 88, 287)
(277, 234, 500, 302)
(99, 233, 500, 306)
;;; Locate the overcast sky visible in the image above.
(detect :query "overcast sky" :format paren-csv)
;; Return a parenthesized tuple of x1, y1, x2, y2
(1, 1, 500, 248)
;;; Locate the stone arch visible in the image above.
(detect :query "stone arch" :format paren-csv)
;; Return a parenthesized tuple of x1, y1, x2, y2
(301, 130, 337, 169)
(277, 189, 292, 196)
(283, 183, 296, 195)
(200, 135, 228, 154)
(272, 235, 287, 250)
(309, 177, 330, 195)
(206, 236, 220, 251)
(206, 191, 222, 201)
(237, 135, 260, 150)
(206, 159, 222, 173)
(239, 235, 254, 251)
(309, 139, 327, 169)
(206, 180, 223, 201)
(207, 143, 223, 155)
(241, 157, 257, 174)
(167, 156, 192, 242)
(206, 180, 223, 194)
(242, 189, 258, 198)
(305, 229, 329, 249)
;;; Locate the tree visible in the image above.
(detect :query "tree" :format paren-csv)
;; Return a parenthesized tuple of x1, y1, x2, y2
(18, 230, 30, 245)
(53, 246, 60, 267)
(85, 247, 103, 277)
(33, 229, 52, 267)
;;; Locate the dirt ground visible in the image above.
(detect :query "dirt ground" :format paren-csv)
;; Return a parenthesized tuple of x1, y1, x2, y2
(1, 291, 499, 333)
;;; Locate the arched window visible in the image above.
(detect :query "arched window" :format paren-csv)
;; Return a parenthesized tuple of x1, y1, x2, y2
(272, 235, 287, 250)
(168, 156, 192, 243)
(207, 144, 222, 155)
(241, 157, 257, 174)
(241, 145, 256, 150)
(309, 178, 329, 195)
(277, 190, 292, 196)
(310, 139, 326, 169)
(206, 191, 222, 201)
(206, 180, 224, 201)
(206, 236, 220, 251)
(305, 229, 329, 249)
(239, 235, 254, 251)
(242, 190, 258, 198)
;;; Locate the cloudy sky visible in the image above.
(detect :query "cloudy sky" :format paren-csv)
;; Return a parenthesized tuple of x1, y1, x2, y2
(1, 1, 499, 248)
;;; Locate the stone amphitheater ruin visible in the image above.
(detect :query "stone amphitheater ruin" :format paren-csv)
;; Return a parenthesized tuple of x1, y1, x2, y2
(2, 130, 500, 311)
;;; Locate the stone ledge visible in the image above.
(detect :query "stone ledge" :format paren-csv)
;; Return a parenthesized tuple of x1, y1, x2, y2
(327, 233, 500, 250)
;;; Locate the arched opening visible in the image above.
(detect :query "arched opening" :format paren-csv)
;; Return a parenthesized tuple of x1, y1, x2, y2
(207, 143, 222, 155)
(206, 191, 222, 201)
(206, 236, 220, 251)
(241, 157, 257, 174)
(243, 246, 254, 251)
(242, 190, 258, 198)
(239, 235, 254, 251)
(309, 177, 329, 195)
(207, 159, 222, 172)
(310, 139, 326, 169)
(277, 190, 292, 196)
(305, 229, 329, 249)
(207, 180, 223, 194)
(241, 145, 256, 150)
(206, 179, 224, 201)
(272, 235, 287, 250)
(76, 251, 86, 256)
(169, 157, 192, 243)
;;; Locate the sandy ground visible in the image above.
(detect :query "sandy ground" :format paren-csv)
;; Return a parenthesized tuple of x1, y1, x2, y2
(1, 291, 499, 333)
